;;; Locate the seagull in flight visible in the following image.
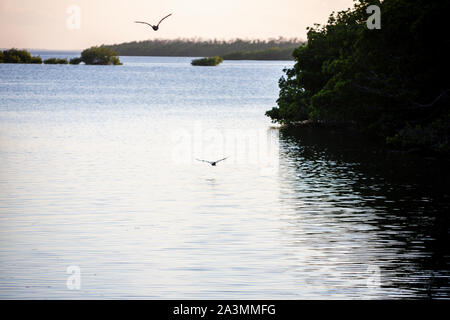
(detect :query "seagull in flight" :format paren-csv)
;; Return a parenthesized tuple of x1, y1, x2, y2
(196, 157, 228, 166)
(135, 13, 172, 31)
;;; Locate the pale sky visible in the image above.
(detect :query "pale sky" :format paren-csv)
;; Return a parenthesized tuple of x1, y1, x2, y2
(0, 0, 355, 50)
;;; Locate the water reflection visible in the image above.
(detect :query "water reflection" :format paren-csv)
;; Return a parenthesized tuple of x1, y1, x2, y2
(1, 57, 448, 299)
(277, 126, 450, 298)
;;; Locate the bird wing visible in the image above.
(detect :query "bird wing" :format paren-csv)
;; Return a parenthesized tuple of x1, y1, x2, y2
(214, 157, 228, 163)
(157, 13, 172, 26)
(196, 158, 212, 164)
(135, 21, 154, 27)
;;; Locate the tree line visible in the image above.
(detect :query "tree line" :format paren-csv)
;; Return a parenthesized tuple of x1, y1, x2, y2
(266, 0, 450, 155)
(0, 47, 121, 65)
(101, 38, 303, 59)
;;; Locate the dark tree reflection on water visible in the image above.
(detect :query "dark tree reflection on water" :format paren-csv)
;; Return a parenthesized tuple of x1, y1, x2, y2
(278, 126, 450, 298)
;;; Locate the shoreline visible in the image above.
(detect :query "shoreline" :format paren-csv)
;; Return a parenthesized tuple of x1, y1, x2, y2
(277, 120, 450, 159)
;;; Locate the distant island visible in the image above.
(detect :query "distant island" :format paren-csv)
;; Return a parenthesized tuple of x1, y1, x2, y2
(0, 49, 42, 64)
(101, 38, 303, 60)
(191, 56, 223, 66)
(72, 47, 122, 65)
(44, 58, 69, 64)
(0, 47, 121, 65)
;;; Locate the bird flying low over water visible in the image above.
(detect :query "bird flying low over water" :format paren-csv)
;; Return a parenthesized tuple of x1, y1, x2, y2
(196, 157, 228, 166)
(134, 13, 172, 31)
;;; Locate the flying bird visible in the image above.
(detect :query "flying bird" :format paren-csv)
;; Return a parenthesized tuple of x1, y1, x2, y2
(134, 13, 172, 31)
(196, 157, 228, 166)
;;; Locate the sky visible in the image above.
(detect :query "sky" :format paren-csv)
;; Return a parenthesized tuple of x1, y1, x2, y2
(0, 0, 355, 50)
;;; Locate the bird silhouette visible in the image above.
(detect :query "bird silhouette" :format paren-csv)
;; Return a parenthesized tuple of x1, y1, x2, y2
(135, 13, 172, 31)
(196, 157, 228, 166)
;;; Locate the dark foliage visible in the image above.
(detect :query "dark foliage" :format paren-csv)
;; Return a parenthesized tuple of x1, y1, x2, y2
(1, 49, 42, 64)
(222, 47, 295, 60)
(101, 38, 303, 59)
(80, 47, 122, 65)
(43, 58, 68, 64)
(69, 57, 83, 65)
(30, 56, 42, 64)
(266, 0, 450, 155)
(191, 56, 223, 66)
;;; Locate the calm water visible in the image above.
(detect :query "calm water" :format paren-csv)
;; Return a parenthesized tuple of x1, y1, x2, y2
(0, 55, 449, 299)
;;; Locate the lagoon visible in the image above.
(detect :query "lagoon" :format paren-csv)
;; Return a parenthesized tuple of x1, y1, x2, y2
(0, 55, 448, 299)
